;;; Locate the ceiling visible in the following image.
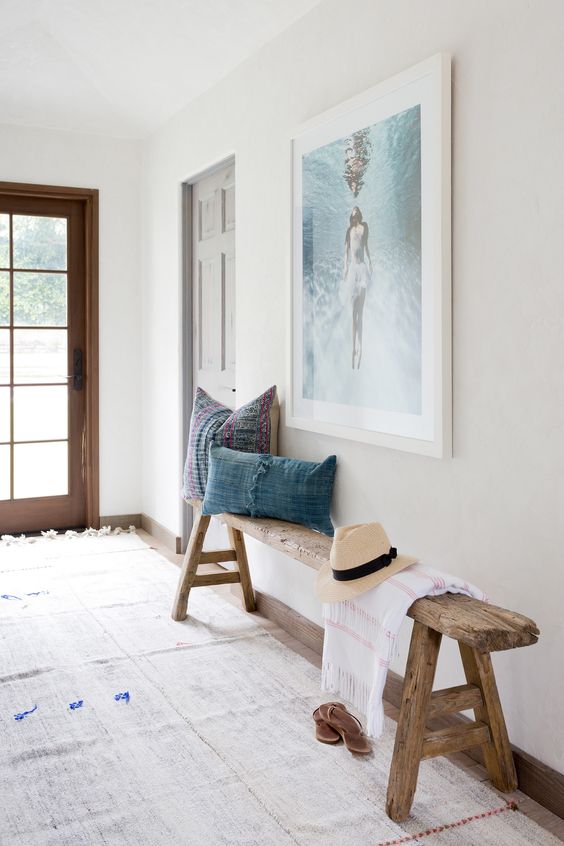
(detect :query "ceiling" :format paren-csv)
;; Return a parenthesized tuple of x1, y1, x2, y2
(0, 0, 321, 138)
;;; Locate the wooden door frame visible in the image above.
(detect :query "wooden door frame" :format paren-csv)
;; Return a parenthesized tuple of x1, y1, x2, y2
(0, 181, 100, 528)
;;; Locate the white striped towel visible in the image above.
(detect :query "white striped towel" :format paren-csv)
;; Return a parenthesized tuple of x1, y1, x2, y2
(321, 563, 488, 738)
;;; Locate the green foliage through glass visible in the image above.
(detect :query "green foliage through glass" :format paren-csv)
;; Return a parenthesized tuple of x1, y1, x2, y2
(13, 215, 67, 271)
(14, 273, 67, 326)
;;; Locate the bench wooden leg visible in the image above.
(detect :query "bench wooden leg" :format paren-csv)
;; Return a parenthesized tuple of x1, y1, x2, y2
(228, 526, 256, 612)
(172, 505, 211, 621)
(386, 622, 442, 822)
(459, 643, 517, 792)
(171, 506, 256, 620)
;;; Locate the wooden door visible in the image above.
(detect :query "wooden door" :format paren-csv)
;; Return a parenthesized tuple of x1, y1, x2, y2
(0, 189, 96, 533)
(192, 163, 236, 408)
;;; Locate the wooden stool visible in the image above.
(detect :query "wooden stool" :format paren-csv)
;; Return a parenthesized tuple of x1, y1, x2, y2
(386, 594, 539, 821)
(172, 500, 256, 621)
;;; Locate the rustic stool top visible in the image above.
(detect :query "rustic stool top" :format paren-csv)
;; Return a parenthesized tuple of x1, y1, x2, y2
(408, 594, 539, 651)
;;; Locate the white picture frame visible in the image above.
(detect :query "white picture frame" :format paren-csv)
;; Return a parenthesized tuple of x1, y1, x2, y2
(288, 53, 451, 458)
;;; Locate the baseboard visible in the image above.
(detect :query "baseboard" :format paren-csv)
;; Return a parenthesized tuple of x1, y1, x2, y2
(253, 588, 564, 822)
(99, 514, 142, 529)
(141, 513, 182, 554)
(100, 513, 181, 554)
(254, 591, 324, 654)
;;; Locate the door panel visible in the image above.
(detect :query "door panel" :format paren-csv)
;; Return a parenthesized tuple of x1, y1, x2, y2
(198, 257, 220, 372)
(0, 445, 9, 500)
(222, 185, 235, 233)
(13, 271, 67, 326)
(192, 164, 236, 409)
(222, 251, 236, 374)
(0, 333, 8, 383)
(14, 441, 69, 499)
(13, 328, 68, 382)
(199, 193, 217, 241)
(0, 193, 87, 532)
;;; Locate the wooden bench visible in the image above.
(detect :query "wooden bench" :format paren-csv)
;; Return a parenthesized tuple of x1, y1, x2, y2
(171, 503, 539, 822)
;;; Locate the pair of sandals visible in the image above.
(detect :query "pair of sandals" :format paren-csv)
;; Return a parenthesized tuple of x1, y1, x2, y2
(313, 701, 371, 755)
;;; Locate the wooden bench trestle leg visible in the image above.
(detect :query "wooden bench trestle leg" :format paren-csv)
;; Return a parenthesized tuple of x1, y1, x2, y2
(458, 643, 517, 793)
(172, 502, 256, 621)
(386, 619, 518, 822)
(386, 622, 442, 822)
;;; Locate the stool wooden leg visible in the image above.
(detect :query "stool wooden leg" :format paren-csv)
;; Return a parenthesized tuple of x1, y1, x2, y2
(228, 526, 256, 612)
(171, 506, 211, 621)
(459, 643, 517, 792)
(386, 622, 442, 822)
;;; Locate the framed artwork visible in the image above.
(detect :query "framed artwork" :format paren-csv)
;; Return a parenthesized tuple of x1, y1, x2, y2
(289, 53, 451, 457)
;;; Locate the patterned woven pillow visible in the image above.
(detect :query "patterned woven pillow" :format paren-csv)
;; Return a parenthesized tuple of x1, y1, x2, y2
(182, 385, 279, 500)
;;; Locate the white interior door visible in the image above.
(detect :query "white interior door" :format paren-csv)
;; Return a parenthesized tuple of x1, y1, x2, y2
(189, 162, 236, 552)
(192, 163, 235, 409)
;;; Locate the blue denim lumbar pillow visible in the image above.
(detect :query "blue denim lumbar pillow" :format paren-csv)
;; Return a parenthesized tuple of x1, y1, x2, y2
(202, 445, 337, 536)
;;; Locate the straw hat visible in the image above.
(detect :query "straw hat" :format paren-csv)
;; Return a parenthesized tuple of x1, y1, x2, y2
(315, 522, 418, 602)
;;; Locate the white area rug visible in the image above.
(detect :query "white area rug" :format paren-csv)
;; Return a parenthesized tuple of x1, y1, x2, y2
(0, 534, 559, 845)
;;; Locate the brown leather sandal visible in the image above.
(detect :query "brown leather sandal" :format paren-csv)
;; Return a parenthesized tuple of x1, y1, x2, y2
(318, 703, 372, 755)
(313, 701, 346, 744)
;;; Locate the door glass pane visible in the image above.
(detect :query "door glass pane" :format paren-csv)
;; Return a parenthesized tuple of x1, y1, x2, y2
(13, 216, 67, 271)
(0, 387, 9, 442)
(0, 329, 9, 384)
(14, 272, 67, 326)
(14, 441, 68, 498)
(0, 444, 9, 500)
(0, 214, 8, 268)
(13, 329, 67, 383)
(0, 271, 8, 325)
(14, 385, 68, 442)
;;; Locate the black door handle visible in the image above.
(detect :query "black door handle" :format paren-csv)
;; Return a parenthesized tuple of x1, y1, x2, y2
(73, 349, 83, 391)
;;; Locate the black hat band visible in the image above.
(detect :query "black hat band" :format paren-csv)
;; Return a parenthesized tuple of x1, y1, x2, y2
(332, 547, 398, 582)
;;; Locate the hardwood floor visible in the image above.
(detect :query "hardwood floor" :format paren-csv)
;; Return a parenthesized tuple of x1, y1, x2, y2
(141, 529, 564, 842)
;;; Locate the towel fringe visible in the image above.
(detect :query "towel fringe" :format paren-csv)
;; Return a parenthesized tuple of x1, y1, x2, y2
(321, 663, 385, 737)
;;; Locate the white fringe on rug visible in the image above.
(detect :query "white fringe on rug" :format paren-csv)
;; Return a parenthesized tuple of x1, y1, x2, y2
(0, 525, 136, 546)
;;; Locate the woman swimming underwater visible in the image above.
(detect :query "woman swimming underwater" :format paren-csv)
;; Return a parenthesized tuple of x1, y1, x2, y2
(343, 206, 372, 369)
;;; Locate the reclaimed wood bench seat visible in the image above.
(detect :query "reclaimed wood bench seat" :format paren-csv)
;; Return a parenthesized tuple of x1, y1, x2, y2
(407, 593, 539, 652)
(171, 501, 539, 822)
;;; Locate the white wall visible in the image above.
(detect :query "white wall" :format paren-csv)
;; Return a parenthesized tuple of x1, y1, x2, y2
(0, 123, 143, 516)
(141, 0, 564, 773)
